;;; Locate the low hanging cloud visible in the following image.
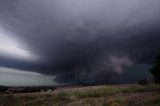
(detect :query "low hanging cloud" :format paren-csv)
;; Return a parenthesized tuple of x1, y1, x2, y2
(0, 0, 160, 84)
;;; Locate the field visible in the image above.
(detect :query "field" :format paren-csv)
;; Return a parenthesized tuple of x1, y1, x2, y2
(0, 84, 160, 106)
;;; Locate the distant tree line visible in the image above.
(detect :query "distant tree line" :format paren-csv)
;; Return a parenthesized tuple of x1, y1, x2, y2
(0, 86, 55, 94)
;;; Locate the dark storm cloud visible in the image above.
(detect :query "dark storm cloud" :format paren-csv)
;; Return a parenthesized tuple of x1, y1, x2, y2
(0, 0, 160, 84)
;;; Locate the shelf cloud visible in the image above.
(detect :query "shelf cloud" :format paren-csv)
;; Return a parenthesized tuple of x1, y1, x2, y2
(0, 0, 160, 85)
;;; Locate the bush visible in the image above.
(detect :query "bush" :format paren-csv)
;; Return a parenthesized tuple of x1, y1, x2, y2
(0, 86, 7, 92)
(150, 55, 160, 83)
(138, 80, 149, 85)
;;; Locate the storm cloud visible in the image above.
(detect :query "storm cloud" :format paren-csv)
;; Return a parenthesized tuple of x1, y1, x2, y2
(0, 0, 160, 84)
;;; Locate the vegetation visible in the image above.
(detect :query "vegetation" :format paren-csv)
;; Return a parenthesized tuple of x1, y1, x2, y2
(0, 86, 7, 93)
(151, 55, 160, 83)
(138, 80, 149, 85)
(0, 84, 160, 106)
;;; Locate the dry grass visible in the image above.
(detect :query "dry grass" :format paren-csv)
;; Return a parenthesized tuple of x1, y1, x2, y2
(0, 84, 160, 106)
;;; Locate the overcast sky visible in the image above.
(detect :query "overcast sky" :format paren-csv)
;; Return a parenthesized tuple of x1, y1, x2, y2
(0, 0, 160, 86)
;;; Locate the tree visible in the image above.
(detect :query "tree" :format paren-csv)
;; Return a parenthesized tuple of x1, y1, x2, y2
(150, 55, 160, 83)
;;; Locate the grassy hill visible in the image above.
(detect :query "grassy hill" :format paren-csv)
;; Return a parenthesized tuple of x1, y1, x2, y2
(0, 84, 160, 106)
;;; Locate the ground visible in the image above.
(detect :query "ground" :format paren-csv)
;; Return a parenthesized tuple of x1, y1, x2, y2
(0, 84, 160, 106)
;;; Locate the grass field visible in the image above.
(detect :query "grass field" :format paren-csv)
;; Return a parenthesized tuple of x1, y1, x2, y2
(0, 84, 160, 106)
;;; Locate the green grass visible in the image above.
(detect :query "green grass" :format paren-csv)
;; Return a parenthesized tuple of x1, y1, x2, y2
(69, 84, 160, 98)
(0, 84, 160, 106)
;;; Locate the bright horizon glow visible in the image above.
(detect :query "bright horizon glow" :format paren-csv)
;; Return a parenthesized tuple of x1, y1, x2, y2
(0, 67, 58, 86)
